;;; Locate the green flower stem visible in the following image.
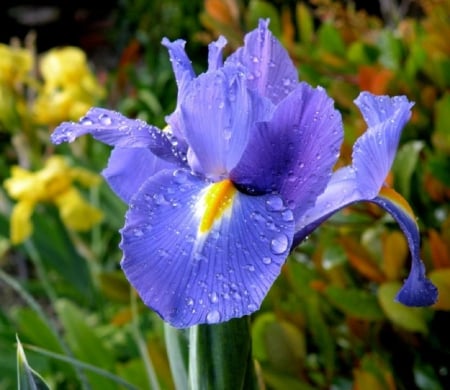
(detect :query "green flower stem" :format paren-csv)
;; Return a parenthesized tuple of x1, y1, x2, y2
(188, 317, 257, 390)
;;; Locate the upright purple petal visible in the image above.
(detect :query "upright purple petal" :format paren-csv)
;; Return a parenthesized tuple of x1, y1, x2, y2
(353, 93, 414, 198)
(161, 38, 195, 89)
(102, 148, 177, 203)
(162, 38, 196, 145)
(120, 170, 294, 328)
(231, 82, 343, 214)
(208, 36, 227, 71)
(181, 65, 267, 179)
(226, 19, 298, 104)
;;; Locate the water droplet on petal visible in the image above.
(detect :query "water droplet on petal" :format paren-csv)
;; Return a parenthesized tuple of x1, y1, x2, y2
(265, 196, 284, 211)
(262, 256, 272, 265)
(206, 310, 221, 324)
(209, 292, 219, 303)
(133, 228, 144, 237)
(99, 113, 112, 125)
(247, 303, 257, 311)
(270, 234, 289, 254)
(80, 117, 93, 126)
(173, 169, 187, 184)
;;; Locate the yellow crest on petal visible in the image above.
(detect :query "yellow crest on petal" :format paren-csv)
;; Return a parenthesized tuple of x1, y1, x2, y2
(198, 179, 237, 234)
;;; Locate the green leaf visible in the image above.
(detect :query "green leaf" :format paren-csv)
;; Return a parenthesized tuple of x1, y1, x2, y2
(377, 30, 404, 71)
(392, 141, 425, 199)
(55, 299, 118, 389)
(325, 286, 384, 320)
(317, 23, 346, 56)
(377, 282, 429, 334)
(252, 313, 306, 374)
(296, 2, 314, 45)
(16, 336, 51, 390)
(31, 209, 94, 302)
(433, 93, 450, 154)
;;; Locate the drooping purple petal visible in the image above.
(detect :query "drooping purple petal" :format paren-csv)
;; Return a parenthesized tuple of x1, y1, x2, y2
(231, 82, 343, 215)
(372, 188, 437, 306)
(51, 108, 182, 163)
(226, 19, 298, 104)
(353, 93, 414, 198)
(120, 170, 294, 328)
(181, 65, 269, 179)
(293, 92, 415, 245)
(102, 148, 177, 203)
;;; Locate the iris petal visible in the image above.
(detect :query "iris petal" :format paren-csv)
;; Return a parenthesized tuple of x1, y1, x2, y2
(51, 108, 180, 163)
(207, 36, 227, 72)
(231, 83, 342, 214)
(294, 92, 414, 243)
(373, 188, 437, 306)
(102, 147, 177, 203)
(120, 170, 294, 328)
(353, 93, 414, 198)
(181, 66, 266, 178)
(226, 19, 298, 104)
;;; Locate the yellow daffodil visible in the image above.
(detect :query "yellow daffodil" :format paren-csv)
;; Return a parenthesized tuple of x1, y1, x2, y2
(0, 44, 32, 86)
(3, 155, 103, 244)
(33, 47, 105, 125)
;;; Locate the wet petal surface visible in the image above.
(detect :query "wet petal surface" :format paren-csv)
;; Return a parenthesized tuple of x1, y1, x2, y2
(226, 19, 298, 104)
(120, 170, 294, 328)
(231, 83, 342, 215)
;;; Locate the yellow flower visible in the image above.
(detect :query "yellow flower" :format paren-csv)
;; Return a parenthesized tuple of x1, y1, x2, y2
(3, 156, 103, 244)
(33, 46, 105, 125)
(0, 44, 32, 86)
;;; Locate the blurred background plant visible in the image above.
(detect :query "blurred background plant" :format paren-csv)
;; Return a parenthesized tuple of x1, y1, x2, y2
(0, 0, 449, 389)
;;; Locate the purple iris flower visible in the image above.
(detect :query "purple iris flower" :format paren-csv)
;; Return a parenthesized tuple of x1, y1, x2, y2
(51, 20, 437, 328)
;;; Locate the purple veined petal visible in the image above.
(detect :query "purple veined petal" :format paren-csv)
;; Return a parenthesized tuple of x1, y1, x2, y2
(208, 36, 227, 71)
(102, 147, 177, 203)
(293, 166, 360, 246)
(51, 108, 181, 163)
(226, 19, 298, 104)
(231, 82, 343, 214)
(120, 170, 294, 328)
(181, 65, 268, 179)
(372, 187, 437, 306)
(162, 38, 196, 145)
(353, 93, 414, 198)
(161, 38, 195, 90)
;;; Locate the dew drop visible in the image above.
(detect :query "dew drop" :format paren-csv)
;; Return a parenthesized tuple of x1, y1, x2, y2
(282, 78, 291, 86)
(247, 303, 257, 311)
(265, 195, 284, 211)
(80, 117, 93, 126)
(206, 310, 221, 324)
(133, 228, 144, 237)
(186, 297, 194, 306)
(262, 256, 272, 265)
(270, 234, 289, 254)
(281, 210, 294, 222)
(173, 169, 187, 183)
(209, 292, 219, 303)
(99, 113, 112, 125)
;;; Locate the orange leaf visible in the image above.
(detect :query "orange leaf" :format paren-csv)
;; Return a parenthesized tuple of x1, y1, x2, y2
(358, 65, 393, 95)
(429, 229, 450, 269)
(382, 231, 408, 281)
(340, 237, 386, 283)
